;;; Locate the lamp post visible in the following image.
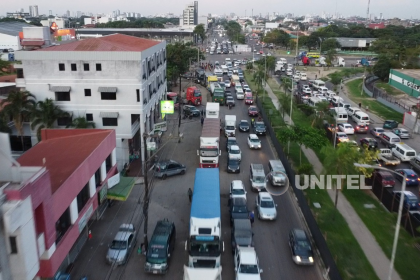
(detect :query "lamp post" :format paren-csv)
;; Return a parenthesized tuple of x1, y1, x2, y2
(353, 163, 407, 280)
(287, 74, 294, 154)
(318, 37, 323, 56)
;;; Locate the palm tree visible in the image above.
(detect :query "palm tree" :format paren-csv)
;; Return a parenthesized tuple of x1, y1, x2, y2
(31, 98, 69, 140)
(1, 90, 36, 150)
(252, 66, 265, 94)
(67, 116, 96, 129)
(280, 77, 292, 94)
(325, 49, 337, 67)
(0, 112, 11, 133)
(311, 101, 331, 127)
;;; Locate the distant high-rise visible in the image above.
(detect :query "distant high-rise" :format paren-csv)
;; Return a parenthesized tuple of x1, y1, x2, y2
(30, 5, 39, 17)
(66, 10, 70, 17)
(29, 6, 33, 17)
(49, 10, 52, 16)
(194, 1, 198, 25)
(182, 2, 198, 26)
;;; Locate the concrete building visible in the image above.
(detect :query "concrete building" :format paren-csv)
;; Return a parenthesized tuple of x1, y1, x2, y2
(335, 37, 377, 50)
(0, 22, 33, 51)
(14, 34, 167, 170)
(29, 5, 39, 17)
(181, 1, 198, 26)
(40, 17, 67, 29)
(389, 69, 420, 98)
(198, 15, 208, 31)
(0, 128, 125, 279)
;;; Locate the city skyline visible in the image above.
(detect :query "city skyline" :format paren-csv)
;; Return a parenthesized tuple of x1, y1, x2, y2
(3, 0, 418, 19)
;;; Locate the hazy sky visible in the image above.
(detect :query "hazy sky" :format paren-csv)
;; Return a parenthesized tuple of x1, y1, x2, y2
(4, 0, 417, 19)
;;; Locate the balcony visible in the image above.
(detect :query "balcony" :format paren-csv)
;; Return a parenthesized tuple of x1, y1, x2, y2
(131, 118, 140, 137)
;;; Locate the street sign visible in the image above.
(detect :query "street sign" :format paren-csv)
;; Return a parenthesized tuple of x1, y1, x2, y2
(147, 142, 156, 151)
(154, 121, 167, 132)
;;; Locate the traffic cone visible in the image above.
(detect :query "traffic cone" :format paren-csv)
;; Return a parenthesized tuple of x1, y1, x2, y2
(88, 230, 92, 240)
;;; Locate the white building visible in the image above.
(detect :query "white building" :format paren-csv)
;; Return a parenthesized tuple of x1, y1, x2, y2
(181, 1, 198, 26)
(0, 22, 34, 51)
(14, 34, 167, 170)
(40, 17, 67, 29)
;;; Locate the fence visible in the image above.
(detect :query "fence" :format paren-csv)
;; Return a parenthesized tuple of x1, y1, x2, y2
(256, 96, 342, 280)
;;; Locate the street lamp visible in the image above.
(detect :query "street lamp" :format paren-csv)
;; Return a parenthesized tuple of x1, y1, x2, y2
(319, 37, 323, 56)
(353, 163, 407, 280)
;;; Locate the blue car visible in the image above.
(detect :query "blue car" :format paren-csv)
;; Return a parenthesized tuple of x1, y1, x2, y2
(395, 169, 420, 187)
(393, 191, 420, 210)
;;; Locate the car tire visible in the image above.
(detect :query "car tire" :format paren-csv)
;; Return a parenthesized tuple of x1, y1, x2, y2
(162, 174, 167, 180)
(258, 212, 261, 220)
(180, 170, 185, 175)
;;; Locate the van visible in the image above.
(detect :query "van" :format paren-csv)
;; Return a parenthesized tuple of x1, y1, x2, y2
(410, 156, 420, 173)
(330, 96, 344, 107)
(268, 160, 287, 187)
(392, 143, 417, 162)
(278, 58, 287, 65)
(333, 107, 348, 124)
(338, 102, 351, 110)
(318, 86, 329, 96)
(352, 111, 370, 126)
(312, 80, 326, 89)
(347, 107, 361, 117)
(325, 90, 336, 100)
(379, 132, 401, 148)
(249, 163, 266, 192)
(308, 97, 322, 107)
(145, 219, 176, 274)
(231, 74, 239, 87)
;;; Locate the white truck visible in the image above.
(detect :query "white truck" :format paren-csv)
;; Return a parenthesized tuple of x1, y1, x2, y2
(206, 102, 220, 119)
(335, 57, 345, 67)
(183, 266, 222, 280)
(274, 62, 285, 75)
(225, 115, 236, 137)
(378, 148, 401, 165)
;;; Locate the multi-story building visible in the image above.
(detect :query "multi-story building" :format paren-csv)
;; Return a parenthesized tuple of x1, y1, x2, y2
(14, 34, 167, 170)
(181, 1, 198, 26)
(0, 128, 122, 279)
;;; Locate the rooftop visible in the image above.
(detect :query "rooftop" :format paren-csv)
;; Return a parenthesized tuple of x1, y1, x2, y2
(35, 34, 160, 52)
(17, 129, 114, 193)
(0, 21, 33, 37)
(393, 69, 420, 80)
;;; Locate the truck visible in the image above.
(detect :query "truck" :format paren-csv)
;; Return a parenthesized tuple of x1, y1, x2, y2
(212, 88, 225, 105)
(335, 57, 345, 67)
(207, 75, 219, 91)
(186, 169, 223, 268)
(206, 102, 220, 119)
(274, 62, 285, 75)
(183, 266, 222, 280)
(355, 58, 370, 67)
(199, 118, 221, 167)
(378, 148, 401, 165)
(224, 115, 236, 137)
(210, 83, 222, 96)
(183, 86, 202, 105)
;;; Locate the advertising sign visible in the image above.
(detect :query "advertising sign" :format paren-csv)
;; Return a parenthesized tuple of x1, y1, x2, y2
(161, 100, 174, 114)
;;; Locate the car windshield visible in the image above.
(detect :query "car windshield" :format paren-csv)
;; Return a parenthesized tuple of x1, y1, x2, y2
(407, 197, 418, 203)
(246, 96, 253, 100)
(194, 90, 201, 97)
(226, 125, 235, 130)
(261, 200, 274, 208)
(190, 241, 220, 254)
(407, 152, 416, 157)
(110, 240, 127, 250)
(240, 122, 248, 126)
(254, 176, 265, 183)
(200, 148, 219, 157)
(230, 149, 240, 154)
(249, 108, 257, 112)
(146, 245, 167, 263)
(250, 138, 260, 143)
(232, 206, 247, 213)
(256, 123, 265, 128)
(239, 264, 259, 274)
(232, 188, 245, 195)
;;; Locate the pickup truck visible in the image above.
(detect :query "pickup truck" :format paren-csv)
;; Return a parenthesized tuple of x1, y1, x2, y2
(378, 148, 401, 166)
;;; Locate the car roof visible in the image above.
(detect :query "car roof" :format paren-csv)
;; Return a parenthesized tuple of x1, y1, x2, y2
(337, 132, 347, 136)
(240, 120, 249, 123)
(259, 192, 273, 200)
(291, 228, 308, 240)
(227, 137, 237, 141)
(232, 180, 244, 189)
(394, 190, 416, 197)
(232, 197, 247, 205)
(249, 134, 259, 139)
(238, 247, 258, 264)
(230, 145, 240, 150)
(398, 169, 416, 175)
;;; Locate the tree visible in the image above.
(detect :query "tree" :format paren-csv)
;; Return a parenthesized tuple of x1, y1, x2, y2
(0, 60, 11, 75)
(325, 49, 338, 67)
(0, 112, 11, 133)
(321, 38, 341, 53)
(67, 116, 96, 129)
(373, 55, 393, 81)
(193, 24, 206, 42)
(311, 101, 331, 127)
(166, 43, 204, 84)
(252, 66, 265, 93)
(280, 76, 292, 93)
(298, 36, 309, 48)
(31, 98, 69, 140)
(0, 90, 36, 150)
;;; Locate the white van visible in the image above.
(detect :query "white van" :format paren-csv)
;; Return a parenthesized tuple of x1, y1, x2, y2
(380, 132, 401, 148)
(278, 58, 287, 65)
(392, 143, 417, 162)
(318, 86, 329, 96)
(308, 97, 322, 107)
(300, 72, 307, 80)
(352, 111, 370, 125)
(325, 90, 336, 100)
(334, 107, 348, 124)
(346, 107, 361, 117)
(313, 80, 326, 89)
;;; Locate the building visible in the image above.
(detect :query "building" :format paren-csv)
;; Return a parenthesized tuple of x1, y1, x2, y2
(29, 5, 39, 17)
(14, 34, 167, 170)
(181, 1, 198, 26)
(335, 37, 377, 50)
(20, 26, 52, 49)
(0, 128, 131, 279)
(389, 69, 420, 98)
(197, 15, 208, 31)
(0, 21, 34, 51)
(40, 17, 68, 29)
(368, 22, 385, 29)
(6, 12, 30, 19)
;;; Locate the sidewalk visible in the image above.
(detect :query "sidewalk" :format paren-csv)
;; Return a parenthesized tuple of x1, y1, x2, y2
(263, 81, 403, 280)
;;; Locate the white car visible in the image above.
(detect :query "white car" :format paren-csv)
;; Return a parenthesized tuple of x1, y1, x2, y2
(248, 134, 261, 149)
(295, 70, 301, 76)
(286, 69, 293, 76)
(338, 123, 355, 134)
(230, 180, 247, 201)
(336, 132, 349, 143)
(293, 74, 300, 81)
(370, 127, 385, 137)
(287, 63, 293, 69)
(302, 88, 312, 95)
(302, 85, 310, 90)
(243, 84, 250, 91)
(225, 80, 231, 88)
(229, 145, 242, 161)
(300, 72, 307, 80)
(255, 192, 277, 220)
(234, 247, 263, 280)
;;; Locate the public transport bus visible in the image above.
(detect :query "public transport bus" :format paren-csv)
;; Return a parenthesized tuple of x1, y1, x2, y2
(306, 52, 321, 58)
(186, 168, 223, 269)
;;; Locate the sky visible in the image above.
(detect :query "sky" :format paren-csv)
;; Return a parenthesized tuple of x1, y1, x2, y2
(4, 0, 418, 19)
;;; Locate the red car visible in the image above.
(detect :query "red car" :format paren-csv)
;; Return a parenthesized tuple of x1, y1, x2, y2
(248, 106, 259, 117)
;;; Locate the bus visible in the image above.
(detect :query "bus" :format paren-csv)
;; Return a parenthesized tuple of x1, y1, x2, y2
(306, 52, 321, 58)
(186, 168, 223, 269)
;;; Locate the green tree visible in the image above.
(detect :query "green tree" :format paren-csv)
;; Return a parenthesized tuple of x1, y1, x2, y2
(280, 76, 292, 93)
(67, 116, 96, 129)
(311, 101, 331, 127)
(193, 24, 206, 42)
(373, 55, 393, 81)
(0, 60, 11, 75)
(298, 35, 309, 49)
(252, 66, 265, 93)
(166, 43, 204, 84)
(31, 98, 69, 140)
(325, 49, 338, 67)
(321, 38, 341, 53)
(0, 112, 11, 133)
(1, 90, 36, 149)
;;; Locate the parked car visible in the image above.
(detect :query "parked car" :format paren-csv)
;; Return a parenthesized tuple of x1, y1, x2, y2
(360, 138, 378, 149)
(370, 127, 385, 137)
(154, 160, 186, 179)
(383, 120, 399, 129)
(239, 120, 250, 132)
(288, 228, 314, 265)
(106, 224, 136, 265)
(395, 169, 420, 187)
(248, 134, 261, 149)
(355, 124, 369, 133)
(255, 192, 277, 220)
(248, 106, 259, 117)
(338, 123, 354, 135)
(392, 128, 410, 139)
(393, 191, 420, 210)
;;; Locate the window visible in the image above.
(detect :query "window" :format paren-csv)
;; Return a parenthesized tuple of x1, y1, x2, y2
(71, 63, 77, 71)
(55, 92, 70, 101)
(84, 89, 91, 96)
(96, 63, 102, 71)
(59, 63, 65, 71)
(136, 89, 140, 102)
(86, 113, 93, 121)
(17, 69, 24, 78)
(101, 92, 116, 100)
(77, 183, 90, 213)
(57, 116, 72, 126)
(94, 168, 101, 186)
(106, 154, 112, 172)
(103, 118, 118, 126)
(55, 208, 71, 244)
(149, 84, 153, 98)
(83, 63, 90, 71)
(9, 236, 18, 254)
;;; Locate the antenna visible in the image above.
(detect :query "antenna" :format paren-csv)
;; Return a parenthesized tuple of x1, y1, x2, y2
(366, 0, 371, 23)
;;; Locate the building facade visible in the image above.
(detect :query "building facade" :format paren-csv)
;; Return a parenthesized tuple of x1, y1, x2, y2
(389, 69, 420, 98)
(14, 34, 167, 170)
(182, 2, 198, 26)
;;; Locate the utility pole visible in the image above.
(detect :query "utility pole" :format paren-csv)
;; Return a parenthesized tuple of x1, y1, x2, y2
(142, 131, 149, 252)
(178, 74, 182, 143)
(0, 194, 13, 280)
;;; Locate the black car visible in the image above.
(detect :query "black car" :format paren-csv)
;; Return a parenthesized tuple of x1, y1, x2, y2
(226, 137, 237, 151)
(360, 138, 378, 149)
(253, 121, 266, 135)
(183, 105, 200, 117)
(229, 197, 249, 225)
(288, 229, 314, 265)
(231, 219, 254, 253)
(239, 120, 250, 132)
(227, 157, 241, 173)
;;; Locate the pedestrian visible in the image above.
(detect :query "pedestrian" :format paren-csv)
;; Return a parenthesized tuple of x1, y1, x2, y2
(201, 116, 204, 126)
(201, 109, 204, 116)
(188, 188, 193, 203)
(358, 102, 362, 109)
(249, 211, 255, 226)
(315, 74, 317, 79)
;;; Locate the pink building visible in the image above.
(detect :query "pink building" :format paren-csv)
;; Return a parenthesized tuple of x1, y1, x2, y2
(1, 129, 129, 279)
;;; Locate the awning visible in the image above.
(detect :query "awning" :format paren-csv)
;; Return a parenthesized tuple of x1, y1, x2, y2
(98, 87, 117, 93)
(106, 177, 136, 201)
(100, 112, 119, 118)
(21, 40, 44, 46)
(51, 86, 71, 92)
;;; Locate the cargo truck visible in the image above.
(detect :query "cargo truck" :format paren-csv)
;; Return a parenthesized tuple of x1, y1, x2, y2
(224, 115, 236, 137)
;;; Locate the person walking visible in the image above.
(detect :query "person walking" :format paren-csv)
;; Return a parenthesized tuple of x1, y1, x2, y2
(188, 188, 193, 203)
(201, 116, 204, 126)
(358, 102, 362, 109)
(249, 211, 255, 226)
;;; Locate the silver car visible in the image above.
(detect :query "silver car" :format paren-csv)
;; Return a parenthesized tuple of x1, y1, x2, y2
(154, 160, 186, 180)
(255, 192, 277, 220)
(106, 224, 136, 265)
(370, 127, 385, 137)
(228, 145, 242, 161)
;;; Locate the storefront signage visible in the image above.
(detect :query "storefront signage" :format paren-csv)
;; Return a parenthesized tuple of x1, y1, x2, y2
(154, 121, 167, 132)
(78, 204, 93, 233)
(160, 100, 174, 114)
(108, 173, 120, 189)
(402, 79, 420, 92)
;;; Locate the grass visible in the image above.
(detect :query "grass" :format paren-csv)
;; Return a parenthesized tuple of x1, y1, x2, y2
(346, 79, 404, 123)
(375, 82, 403, 96)
(343, 189, 420, 280)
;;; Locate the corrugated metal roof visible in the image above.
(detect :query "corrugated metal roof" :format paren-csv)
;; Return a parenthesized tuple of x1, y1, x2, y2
(98, 87, 117, 93)
(35, 34, 160, 52)
(191, 168, 220, 219)
(51, 86, 71, 92)
(100, 112, 119, 118)
(21, 39, 44, 46)
(0, 22, 33, 37)
(201, 118, 220, 137)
